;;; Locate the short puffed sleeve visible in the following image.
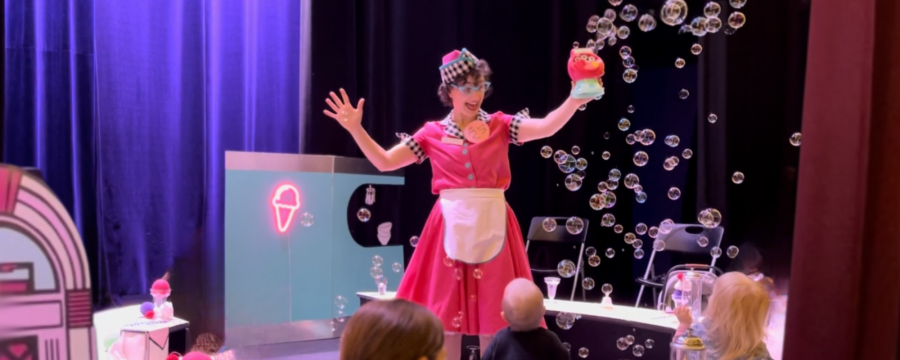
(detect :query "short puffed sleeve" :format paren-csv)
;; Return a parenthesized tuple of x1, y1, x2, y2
(396, 124, 430, 164)
(496, 108, 530, 146)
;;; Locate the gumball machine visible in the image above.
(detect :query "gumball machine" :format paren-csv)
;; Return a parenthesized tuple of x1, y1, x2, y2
(567, 48, 606, 99)
(670, 328, 707, 360)
(600, 283, 614, 310)
(151, 279, 174, 321)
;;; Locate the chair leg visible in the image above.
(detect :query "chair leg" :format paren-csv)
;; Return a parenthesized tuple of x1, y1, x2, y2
(580, 265, 586, 302)
(571, 244, 585, 301)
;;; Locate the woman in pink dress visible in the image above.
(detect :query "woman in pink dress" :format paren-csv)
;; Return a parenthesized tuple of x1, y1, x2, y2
(323, 48, 596, 359)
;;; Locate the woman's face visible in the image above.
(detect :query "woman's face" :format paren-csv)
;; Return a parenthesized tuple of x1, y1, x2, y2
(449, 75, 487, 118)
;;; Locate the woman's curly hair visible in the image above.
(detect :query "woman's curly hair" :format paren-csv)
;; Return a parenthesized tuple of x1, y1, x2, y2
(437, 59, 493, 107)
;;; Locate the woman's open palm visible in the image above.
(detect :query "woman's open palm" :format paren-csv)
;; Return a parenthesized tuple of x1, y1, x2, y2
(323, 88, 365, 131)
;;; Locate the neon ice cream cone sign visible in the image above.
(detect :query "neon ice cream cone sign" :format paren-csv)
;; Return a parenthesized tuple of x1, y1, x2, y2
(272, 184, 301, 233)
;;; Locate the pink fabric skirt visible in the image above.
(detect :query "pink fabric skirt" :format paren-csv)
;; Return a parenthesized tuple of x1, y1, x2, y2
(396, 200, 546, 335)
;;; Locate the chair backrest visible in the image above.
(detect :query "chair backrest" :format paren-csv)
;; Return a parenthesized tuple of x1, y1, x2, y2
(526, 217, 589, 244)
(657, 224, 724, 254)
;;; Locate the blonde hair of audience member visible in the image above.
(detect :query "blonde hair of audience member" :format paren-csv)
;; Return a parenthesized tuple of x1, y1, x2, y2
(702, 272, 770, 360)
(340, 299, 446, 360)
(500, 278, 546, 331)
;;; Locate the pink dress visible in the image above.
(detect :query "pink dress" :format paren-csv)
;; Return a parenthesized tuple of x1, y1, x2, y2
(396, 109, 546, 335)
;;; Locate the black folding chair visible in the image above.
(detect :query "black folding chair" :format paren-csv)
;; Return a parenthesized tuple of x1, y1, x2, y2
(634, 223, 725, 307)
(525, 217, 589, 301)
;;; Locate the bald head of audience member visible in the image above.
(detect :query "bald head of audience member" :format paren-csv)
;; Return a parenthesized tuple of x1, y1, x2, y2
(501, 278, 546, 331)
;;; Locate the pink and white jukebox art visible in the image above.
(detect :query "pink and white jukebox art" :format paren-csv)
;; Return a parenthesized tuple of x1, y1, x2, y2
(0, 164, 96, 360)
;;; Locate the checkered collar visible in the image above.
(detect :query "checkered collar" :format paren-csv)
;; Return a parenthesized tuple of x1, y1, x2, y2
(440, 109, 491, 139)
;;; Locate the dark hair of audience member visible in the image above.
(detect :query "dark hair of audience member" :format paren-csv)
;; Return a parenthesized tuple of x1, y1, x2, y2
(340, 299, 444, 360)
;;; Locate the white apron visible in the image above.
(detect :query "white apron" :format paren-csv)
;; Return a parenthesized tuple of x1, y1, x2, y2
(440, 188, 507, 264)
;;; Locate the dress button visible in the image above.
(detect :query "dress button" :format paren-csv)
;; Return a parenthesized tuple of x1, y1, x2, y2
(468, 174, 474, 180)
(463, 142, 468, 148)
(462, 149, 468, 155)
(465, 162, 471, 168)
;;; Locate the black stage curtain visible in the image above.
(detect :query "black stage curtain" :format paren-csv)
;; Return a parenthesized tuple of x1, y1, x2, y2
(308, 0, 809, 304)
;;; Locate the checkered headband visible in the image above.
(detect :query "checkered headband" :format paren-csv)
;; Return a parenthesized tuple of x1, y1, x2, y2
(439, 48, 479, 84)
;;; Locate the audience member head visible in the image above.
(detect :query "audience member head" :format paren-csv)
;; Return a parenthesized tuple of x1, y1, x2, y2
(704, 272, 770, 360)
(340, 299, 445, 360)
(500, 278, 545, 331)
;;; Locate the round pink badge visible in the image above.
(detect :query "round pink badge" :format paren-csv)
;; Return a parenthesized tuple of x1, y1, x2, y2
(464, 121, 490, 143)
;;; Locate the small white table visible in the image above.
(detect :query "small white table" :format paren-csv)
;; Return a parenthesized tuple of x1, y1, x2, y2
(116, 317, 190, 360)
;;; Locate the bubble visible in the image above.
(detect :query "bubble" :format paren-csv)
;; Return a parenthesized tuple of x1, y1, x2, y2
(706, 17, 723, 33)
(600, 191, 617, 208)
(649, 227, 659, 238)
(576, 170, 585, 179)
(578, 103, 587, 111)
(624, 232, 636, 244)
(664, 156, 680, 171)
(707, 113, 719, 124)
(357, 208, 372, 222)
(727, 245, 740, 258)
(675, 58, 686, 68)
(626, 134, 637, 145)
(636, 223, 648, 235)
(620, 174, 637, 190)
(597, 180, 609, 192)
(588, 255, 602, 267)
(538, 220, 560, 236)
(558, 260, 577, 278)
(570, 146, 581, 155)
(627, 105, 635, 113)
(632, 239, 643, 249)
(652, 240, 666, 252)
(605, 248, 616, 258)
(372, 255, 384, 267)
(601, 283, 613, 296)
(638, 14, 657, 32)
(620, 4, 638, 22)
(724, 28, 736, 35)
(586, 39, 596, 50)
(790, 132, 802, 146)
(668, 187, 682, 200)
(602, 151, 611, 160)
(710, 246, 722, 258)
(473, 268, 483, 279)
(556, 312, 576, 330)
(444, 257, 455, 267)
(606, 179, 620, 191)
(335, 295, 349, 310)
(602, 9, 617, 21)
(645, 338, 655, 349)
(616, 119, 632, 132)
(554, 150, 568, 164)
(623, 56, 636, 68)
(452, 316, 462, 328)
(370, 266, 383, 279)
(634, 248, 646, 260)
(731, 171, 745, 184)
(559, 155, 577, 173)
(563, 342, 572, 351)
(582, 277, 596, 290)
(697, 236, 709, 247)
(728, 12, 746, 29)
(586, 15, 601, 33)
(660, 0, 688, 26)
(565, 174, 583, 191)
(539, 146, 553, 159)
(602, 213, 616, 227)
(572, 41, 580, 49)
(633, 184, 643, 193)
(635, 191, 648, 203)
(730, 0, 747, 9)
(606, 169, 621, 181)
(698, 208, 723, 228)
(626, 335, 635, 345)
(617, 338, 629, 350)
(623, 69, 638, 83)
(679, 89, 690, 99)
(665, 135, 681, 147)
(614, 224, 624, 233)
(633, 151, 649, 166)
(633, 344, 645, 357)
(679, 24, 692, 34)
(639, 129, 656, 145)
(582, 246, 597, 257)
(390, 262, 403, 273)
(691, 17, 709, 36)
(578, 347, 590, 358)
(682, 148, 694, 159)
(566, 217, 585, 234)
(597, 18, 616, 40)
(300, 212, 314, 227)
(660, 219, 675, 234)
(704, 2, 722, 17)
(608, 36, 617, 46)
(691, 44, 703, 55)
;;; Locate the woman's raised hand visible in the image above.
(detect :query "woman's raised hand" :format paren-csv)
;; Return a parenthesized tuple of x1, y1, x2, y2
(323, 88, 365, 131)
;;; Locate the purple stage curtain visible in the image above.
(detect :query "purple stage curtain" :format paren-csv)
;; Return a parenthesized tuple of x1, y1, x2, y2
(5, 0, 305, 338)
(784, 0, 900, 358)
